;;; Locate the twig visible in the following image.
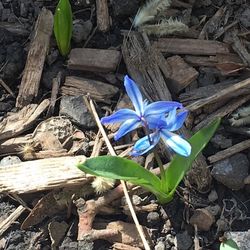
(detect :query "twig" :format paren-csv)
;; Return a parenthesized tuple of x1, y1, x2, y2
(87, 98, 151, 250)
(0, 78, 15, 98)
(90, 130, 101, 157)
(194, 224, 201, 250)
(0, 205, 26, 237)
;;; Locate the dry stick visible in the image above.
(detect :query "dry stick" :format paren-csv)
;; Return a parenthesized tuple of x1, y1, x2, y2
(0, 78, 15, 97)
(186, 77, 250, 112)
(208, 139, 250, 164)
(0, 205, 26, 237)
(88, 99, 151, 250)
(90, 130, 101, 158)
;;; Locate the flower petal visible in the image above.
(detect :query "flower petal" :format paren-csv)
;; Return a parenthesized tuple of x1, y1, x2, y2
(131, 132, 160, 156)
(147, 116, 166, 130)
(144, 101, 183, 118)
(166, 110, 188, 131)
(124, 75, 144, 115)
(114, 119, 141, 141)
(160, 130, 191, 157)
(101, 109, 138, 124)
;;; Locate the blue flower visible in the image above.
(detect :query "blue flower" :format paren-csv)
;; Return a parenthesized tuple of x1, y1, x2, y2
(131, 109, 191, 157)
(101, 75, 183, 140)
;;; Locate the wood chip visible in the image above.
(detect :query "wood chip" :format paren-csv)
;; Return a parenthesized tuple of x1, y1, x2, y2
(61, 76, 119, 102)
(153, 38, 231, 55)
(184, 53, 243, 69)
(68, 48, 121, 73)
(0, 156, 88, 194)
(208, 139, 250, 164)
(16, 8, 53, 108)
(96, 0, 110, 32)
(166, 55, 198, 93)
(186, 77, 250, 112)
(194, 95, 250, 131)
(0, 134, 33, 155)
(0, 99, 50, 141)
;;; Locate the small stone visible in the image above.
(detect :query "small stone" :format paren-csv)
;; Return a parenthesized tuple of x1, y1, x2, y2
(72, 19, 93, 43)
(210, 134, 232, 149)
(225, 230, 250, 250)
(166, 234, 175, 245)
(154, 241, 165, 250)
(174, 231, 192, 250)
(190, 208, 215, 231)
(59, 96, 95, 128)
(162, 220, 172, 234)
(132, 195, 143, 206)
(205, 205, 221, 216)
(239, 8, 250, 28)
(208, 190, 218, 202)
(147, 212, 160, 226)
(211, 153, 249, 190)
(0, 156, 21, 166)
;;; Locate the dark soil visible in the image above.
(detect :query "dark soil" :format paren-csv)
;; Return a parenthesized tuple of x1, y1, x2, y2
(1, 0, 250, 249)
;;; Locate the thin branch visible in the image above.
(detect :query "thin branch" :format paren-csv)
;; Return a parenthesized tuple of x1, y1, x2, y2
(87, 97, 151, 250)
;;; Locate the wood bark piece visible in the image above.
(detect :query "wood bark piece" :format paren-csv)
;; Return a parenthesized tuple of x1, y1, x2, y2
(0, 155, 88, 194)
(47, 72, 62, 116)
(184, 53, 243, 68)
(0, 135, 33, 155)
(0, 205, 26, 237)
(16, 8, 53, 108)
(208, 139, 250, 164)
(96, 0, 110, 32)
(68, 48, 120, 73)
(186, 78, 250, 112)
(199, 6, 226, 40)
(231, 32, 250, 67)
(153, 38, 231, 55)
(194, 95, 250, 131)
(166, 55, 198, 93)
(0, 99, 50, 141)
(122, 34, 211, 192)
(179, 79, 239, 104)
(122, 34, 172, 102)
(61, 76, 119, 102)
(21, 184, 94, 229)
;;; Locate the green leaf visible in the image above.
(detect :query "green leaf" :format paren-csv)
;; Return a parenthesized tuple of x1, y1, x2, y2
(54, 0, 73, 56)
(220, 239, 239, 250)
(77, 156, 164, 197)
(163, 118, 221, 200)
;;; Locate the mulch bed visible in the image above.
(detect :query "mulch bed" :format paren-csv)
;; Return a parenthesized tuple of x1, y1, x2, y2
(0, 0, 250, 249)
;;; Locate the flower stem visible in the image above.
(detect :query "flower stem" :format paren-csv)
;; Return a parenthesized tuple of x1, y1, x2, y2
(154, 150, 168, 193)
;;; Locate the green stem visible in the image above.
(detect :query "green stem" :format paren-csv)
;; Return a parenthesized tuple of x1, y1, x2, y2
(154, 150, 168, 193)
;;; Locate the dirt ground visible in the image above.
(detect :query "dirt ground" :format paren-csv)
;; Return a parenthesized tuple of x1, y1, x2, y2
(0, 0, 250, 249)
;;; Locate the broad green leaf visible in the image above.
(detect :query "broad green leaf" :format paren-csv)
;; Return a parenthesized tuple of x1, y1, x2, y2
(163, 118, 221, 200)
(220, 239, 239, 250)
(54, 0, 72, 56)
(77, 156, 164, 197)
